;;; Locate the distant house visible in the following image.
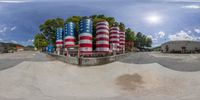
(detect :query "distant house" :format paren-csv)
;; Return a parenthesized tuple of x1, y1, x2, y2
(0, 42, 8, 53)
(16, 45, 24, 51)
(161, 40, 200, 53)
(0, 42, 24, 53)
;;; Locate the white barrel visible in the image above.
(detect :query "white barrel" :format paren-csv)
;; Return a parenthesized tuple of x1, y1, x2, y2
(96, 21, 109, 52)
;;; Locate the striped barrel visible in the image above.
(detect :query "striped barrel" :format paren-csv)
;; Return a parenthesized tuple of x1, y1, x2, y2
(110, 27, 119, 52)
(56, 28, 63, 47)
(96, 21, 109, 52)
(79, 18, 93, 53)
(119, 31, 125, 51)
(64, 22, 75, 51)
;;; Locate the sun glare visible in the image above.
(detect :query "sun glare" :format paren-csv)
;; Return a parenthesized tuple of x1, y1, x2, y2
(146, 14, 161, 24)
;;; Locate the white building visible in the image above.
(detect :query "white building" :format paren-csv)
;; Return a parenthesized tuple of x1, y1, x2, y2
(161, 41, 200, 53)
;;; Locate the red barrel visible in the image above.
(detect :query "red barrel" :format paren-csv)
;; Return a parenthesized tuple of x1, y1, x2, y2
(79, 18, 93, 53)
(56, 28, 63, 47)
(64, 22, 75, 51)
(96, 21, 109, 52)
(110, 27, 119, 52)
(119, 31, 125, 52)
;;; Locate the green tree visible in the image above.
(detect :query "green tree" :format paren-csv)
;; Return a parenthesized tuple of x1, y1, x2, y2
(106, 17, 115, 27)
(135, 32, 143, 48)
(39, 18, 64, 46)
(125, 28, 136, 51)
(135, 32, 152, 48)
(125, 28, 136, 42)
(119, 22, 125, 32)
(33, 33, 48, 49)
(145, 37, 152, 47)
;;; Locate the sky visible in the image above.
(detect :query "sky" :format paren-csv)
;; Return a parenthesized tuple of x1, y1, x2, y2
(0, 0, 200, 46)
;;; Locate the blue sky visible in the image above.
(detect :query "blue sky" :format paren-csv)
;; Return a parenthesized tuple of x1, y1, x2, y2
(0, 0, 200, 46)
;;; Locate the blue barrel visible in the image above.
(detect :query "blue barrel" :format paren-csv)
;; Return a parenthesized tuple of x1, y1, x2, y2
(56, 28, 63, 40)
(64, 22, 75, 36)
(56, 28, 63, 47)
(47, 44, 54, 53)
(79, 18, 93, 53)
(79, 18, 93, 34)
(64, 22, 76, 50)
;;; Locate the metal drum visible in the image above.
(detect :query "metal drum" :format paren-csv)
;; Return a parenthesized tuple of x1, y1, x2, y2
(56, 28, 63, 47)
(110, 27, 120, 52)
(47, 44, 54, 53)
(79, 18, 93, 53)
(96, 21, 109, 52)
(64, 22, 75, 51)
(119, 31, 125, 52)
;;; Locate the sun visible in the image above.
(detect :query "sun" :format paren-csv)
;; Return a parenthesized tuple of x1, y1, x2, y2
(146, 14, 161, 24)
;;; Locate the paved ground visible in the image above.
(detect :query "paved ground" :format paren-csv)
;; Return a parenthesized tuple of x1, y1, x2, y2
(0, 51, 200, 100)
(0, 51, 54, 70)
(120, 52, 200, 72)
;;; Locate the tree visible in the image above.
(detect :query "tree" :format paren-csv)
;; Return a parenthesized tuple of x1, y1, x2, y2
(125, 28, 136, 42)
(125, 28, 136, 51)
(33, 33, 48, 49)
(135, 32, 152, 48)
(39, 18, 64, 46)
(119, 22, 125, 32)
(145, 37, 152, 47)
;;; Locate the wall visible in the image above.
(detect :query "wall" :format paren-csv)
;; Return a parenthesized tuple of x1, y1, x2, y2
(79, 53, 129, 66)
(161, 41, 200, 53)
(48, 53, 129, 66)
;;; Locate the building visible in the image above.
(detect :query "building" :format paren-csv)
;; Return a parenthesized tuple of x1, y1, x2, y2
(161, 40, 200, 53)
(16, 45, 24, 51)
(0, 42, 7, 53)
(0, 42, 24, 53)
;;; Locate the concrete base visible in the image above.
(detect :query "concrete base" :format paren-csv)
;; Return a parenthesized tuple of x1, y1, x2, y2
(48, 53, 129, 66)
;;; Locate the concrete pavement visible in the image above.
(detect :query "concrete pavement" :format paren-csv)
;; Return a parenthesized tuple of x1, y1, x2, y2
(120, 52, 200, 72)
(1, 51, 200, 100)
(0, 51, 54, 70)
(0, 60, 200, 100)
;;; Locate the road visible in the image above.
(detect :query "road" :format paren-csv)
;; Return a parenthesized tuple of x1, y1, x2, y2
(120, 52, 200, 72)
(0, 51, 54, 70)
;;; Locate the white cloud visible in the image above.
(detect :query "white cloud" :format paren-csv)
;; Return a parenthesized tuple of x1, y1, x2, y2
(194, 28, 200, 33)
(168, 30, 199, 41)
(0, 27, 7, 33)
(147, 35, 153, 39)
(158, 31, 165, 38)
(11, 40, 18, 44)
(148, 31, 165, 42)
(188, 30, 192, 34)
(182, 5, 200, 9)
(10, 26, 16, 31)
(27, 39, 34, 42)
(0, 0, 30, 3)
(23, 39, 34, 46)
(0, 25, 8, 36)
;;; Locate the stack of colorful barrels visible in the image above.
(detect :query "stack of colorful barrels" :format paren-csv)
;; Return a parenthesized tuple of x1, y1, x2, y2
(64, 22, 75, 51)
(79, 18, 93, 53)
(119, 31, 125, 52)
(109, 27, 120, 52)
(56, 28, 63, 48)
(96, 21, 109, 52)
